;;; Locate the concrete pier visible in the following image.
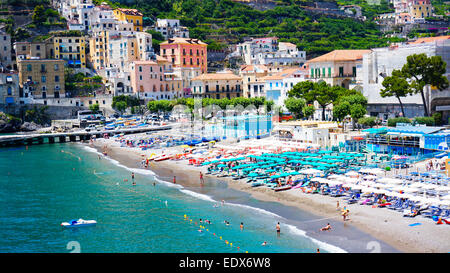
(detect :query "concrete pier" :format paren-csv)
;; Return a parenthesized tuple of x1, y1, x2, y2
(0, 125, 172, 148)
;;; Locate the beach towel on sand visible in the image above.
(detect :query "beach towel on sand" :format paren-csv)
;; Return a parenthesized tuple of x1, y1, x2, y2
(409, 223, 422, 227)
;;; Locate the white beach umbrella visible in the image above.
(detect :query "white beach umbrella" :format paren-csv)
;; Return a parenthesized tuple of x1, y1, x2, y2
(421, 184, 438, 190)
(328, 174, 344, 180)
(439, 199, 450, 206)
(364, 175, 378, 180)
(378, 177, 404, 184)
(358, 168, 371, 173)
(409, 183, 424, 188)
(367, 168, 385, 175)
(374, 183, 390, 188)
(345, 171, 359, 177)
(435, 186, 450, 192)
(347, 184, 364, 190)
(441, 195, 450, 200)
(299, 168, 323, 175)
(403, 187, 420, 193)
(345, 177, 359, 184)
(385, 191, 403, 197)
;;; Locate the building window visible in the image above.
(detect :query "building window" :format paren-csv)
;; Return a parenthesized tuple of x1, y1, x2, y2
(27, 64, 32, 71)
(7, 87, 12, 95)
(54, 64, 59, 71)
(41, 76, 46, 83)
(55, 76, 60, 82)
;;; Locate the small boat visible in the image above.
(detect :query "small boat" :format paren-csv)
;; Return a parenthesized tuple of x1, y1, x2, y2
(61, 219, 97, 227)
(274, 185, 292, 192)
(154, 154, 172, 161)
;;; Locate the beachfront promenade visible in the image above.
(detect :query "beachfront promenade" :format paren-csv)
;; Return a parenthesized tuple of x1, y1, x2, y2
(0, 125, 172, 147)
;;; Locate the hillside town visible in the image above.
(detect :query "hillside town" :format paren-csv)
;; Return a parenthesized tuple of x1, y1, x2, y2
(0, 0, 448, 125)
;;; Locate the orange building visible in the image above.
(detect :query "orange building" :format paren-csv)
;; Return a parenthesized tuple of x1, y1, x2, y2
(159, 37, 208, 74)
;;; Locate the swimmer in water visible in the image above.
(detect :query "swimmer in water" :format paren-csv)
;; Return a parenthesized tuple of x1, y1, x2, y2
(262, 241, 267, 246)
(224, 220, 230, 226)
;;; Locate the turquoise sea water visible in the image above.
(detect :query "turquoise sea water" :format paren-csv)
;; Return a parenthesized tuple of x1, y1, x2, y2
(0, 143, 353, 253)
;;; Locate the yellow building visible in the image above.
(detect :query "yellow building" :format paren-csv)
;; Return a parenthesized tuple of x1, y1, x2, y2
(18, 59, 65, 99)
(191, 71, 243, 99)
(409, 0, 433, 19)
(53, 35, 87, 69)
(113, 8, 143, 32)
(88, 31, 110, 71)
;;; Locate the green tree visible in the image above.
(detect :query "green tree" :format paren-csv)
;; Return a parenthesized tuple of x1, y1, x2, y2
(114, 101, 127, 115)
(358, 116, 377, 127)
(350, 104, 367, 128)
(32, 5, 46, 25)
(401, 53, 449, 117)
(380, 69, 412, 118)
(289, 81, 345, 121)
(332, 100, 351, 122)
(284, 97, 305, 119)
(89, 103, 100, 113)
(303, 105, 315, 119)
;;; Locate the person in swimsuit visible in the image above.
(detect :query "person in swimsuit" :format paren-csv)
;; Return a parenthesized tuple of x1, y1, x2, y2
(200, 172, 204, 184)
(276, 222, 280, 234)
(240, 222, 244, 230)
(173, 176, 176, 184)
(320, 223, 332, 231)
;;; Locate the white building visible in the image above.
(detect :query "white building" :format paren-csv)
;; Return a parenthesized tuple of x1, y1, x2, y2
(262, 67, 308, 106)
(154, 19, 190, 39)
(236, 38, 306, 66)
(362, 36, 450, 120)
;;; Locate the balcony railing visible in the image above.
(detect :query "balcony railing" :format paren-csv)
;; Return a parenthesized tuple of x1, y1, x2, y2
(366, 137, 420, 147)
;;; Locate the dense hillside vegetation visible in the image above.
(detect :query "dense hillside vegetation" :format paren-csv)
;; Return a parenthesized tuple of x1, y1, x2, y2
(97, 0, 402, 58)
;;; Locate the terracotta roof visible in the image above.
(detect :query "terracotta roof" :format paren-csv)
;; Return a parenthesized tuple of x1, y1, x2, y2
(133, 60, 158, 65)
(261, 68, 302, 81)
(308, 50, 371, 63)
(116, 8, 143, 16)
(240, 64, 268, 72)
(192, 71, 242, 81)
(409, 36, 450, 44)
(160, 37, 207, 46)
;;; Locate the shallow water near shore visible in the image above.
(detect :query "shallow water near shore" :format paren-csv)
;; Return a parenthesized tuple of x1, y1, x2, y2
(0, 143, 397, 253)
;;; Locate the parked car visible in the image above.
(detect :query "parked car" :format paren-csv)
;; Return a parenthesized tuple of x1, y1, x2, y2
(85, 124, 97, 132)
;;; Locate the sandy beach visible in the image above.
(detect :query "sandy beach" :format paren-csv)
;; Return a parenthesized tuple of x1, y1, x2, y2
(87, 136, 450, 253)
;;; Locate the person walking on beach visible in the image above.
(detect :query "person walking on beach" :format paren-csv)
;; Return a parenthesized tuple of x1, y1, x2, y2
(200, 171, 204, 185)
(336, 201, 340, 211)
(173, 176, 176, 184)
(132, 172, 135, 181)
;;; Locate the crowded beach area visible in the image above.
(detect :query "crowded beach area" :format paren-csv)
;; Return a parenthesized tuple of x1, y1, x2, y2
(86, 121, 450, 253)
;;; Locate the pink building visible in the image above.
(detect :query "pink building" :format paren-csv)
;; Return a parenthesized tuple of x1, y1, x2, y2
(160, 37, 208, 74)
(130, 60, 169, 100)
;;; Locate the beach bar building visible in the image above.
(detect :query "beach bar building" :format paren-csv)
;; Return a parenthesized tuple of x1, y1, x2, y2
(365, 125, 448, 155)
